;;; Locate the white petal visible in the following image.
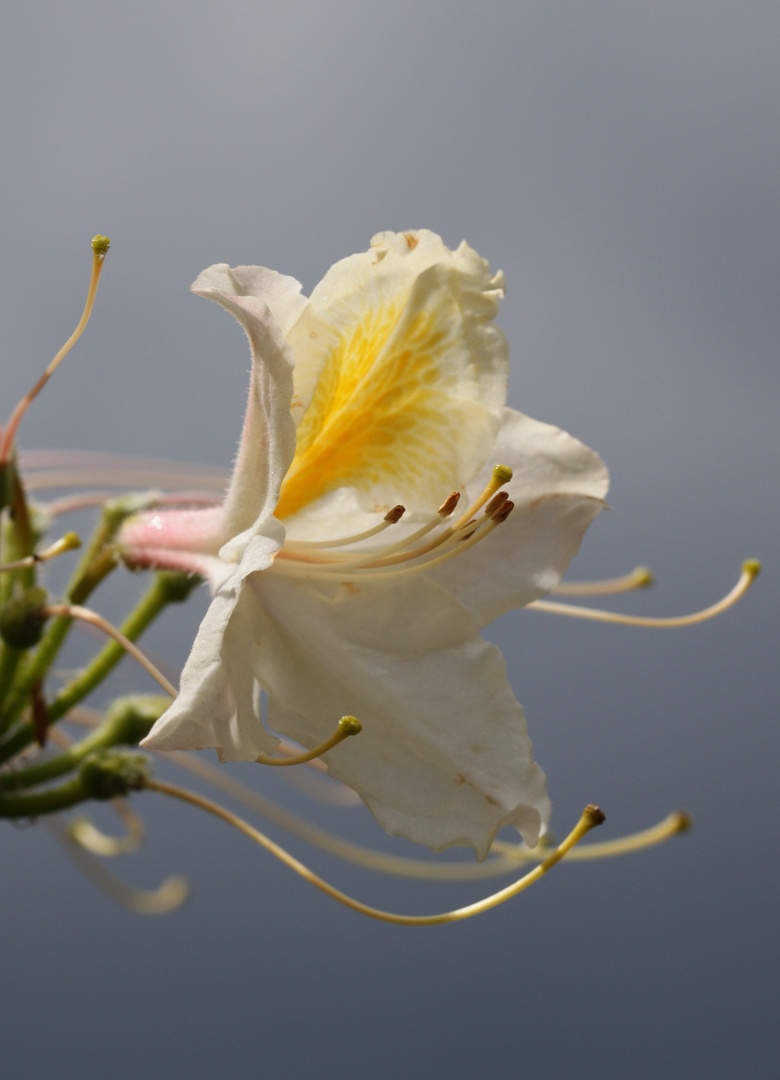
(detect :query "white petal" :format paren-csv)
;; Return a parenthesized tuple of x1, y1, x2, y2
(141, 532, 284, 760)
(191, 263, 307, 336)
(275, 230, 509, 519)
(191, 268, 299, 554)
(432, 408, 609, 625)
(249, 572, 550, 859)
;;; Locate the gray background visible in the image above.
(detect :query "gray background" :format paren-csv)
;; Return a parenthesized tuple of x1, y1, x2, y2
(1, 3, 778, 1078)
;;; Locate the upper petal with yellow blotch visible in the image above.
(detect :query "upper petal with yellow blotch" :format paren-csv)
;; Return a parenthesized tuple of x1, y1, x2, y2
(276, 230, 509, 519)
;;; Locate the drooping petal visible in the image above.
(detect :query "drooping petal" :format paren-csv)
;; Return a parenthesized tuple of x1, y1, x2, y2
(247, 572, 551, 859)
(275, 230, 509, 519)
(140, 530, 285, 760)
(432, 408, 609, 625)
(119, 267, 299, 577)
(190, 267, 299, 556)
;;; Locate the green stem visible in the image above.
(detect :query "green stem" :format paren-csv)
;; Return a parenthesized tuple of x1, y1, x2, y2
(0, 694, 168, 792)
(0, 498, 149, 734)
(0, 571, 196, 763)
(0, 775, 88, 818)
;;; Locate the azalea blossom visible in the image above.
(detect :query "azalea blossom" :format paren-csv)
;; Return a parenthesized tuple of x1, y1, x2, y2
(118, 230, 609, 859)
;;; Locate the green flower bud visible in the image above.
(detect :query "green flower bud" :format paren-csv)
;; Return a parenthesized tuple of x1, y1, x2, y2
(0, 587, 49, 650)
(78, 749, 151, 800)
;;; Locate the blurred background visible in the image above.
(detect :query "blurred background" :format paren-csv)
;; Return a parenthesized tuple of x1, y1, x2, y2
(1, 3, 778, 1077)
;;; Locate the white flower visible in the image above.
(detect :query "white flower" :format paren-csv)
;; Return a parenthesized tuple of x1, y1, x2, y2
(119, 230, 608, 859)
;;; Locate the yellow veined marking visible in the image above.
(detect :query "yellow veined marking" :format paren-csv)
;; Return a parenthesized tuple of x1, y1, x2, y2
(276, 291, 470, 519)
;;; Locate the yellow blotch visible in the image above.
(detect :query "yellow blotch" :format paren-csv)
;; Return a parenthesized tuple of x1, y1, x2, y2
(276, 296, 465, 519)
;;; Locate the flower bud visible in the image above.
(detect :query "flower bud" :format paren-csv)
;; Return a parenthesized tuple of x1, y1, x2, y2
(78, 749, 152, 800)
(0, 587, 49, 650)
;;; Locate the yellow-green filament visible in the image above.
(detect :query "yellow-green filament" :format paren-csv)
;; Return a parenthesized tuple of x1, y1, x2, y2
(492, 810, 691, 863)
(553, 566, 654, 596)
(0, 240, 110, 464)
(166, 749, 686, 881)
(46, 816, 187, 916)
(69, 799, 146, 856)
(529, 561, 759, 627)
(43, 603, 177, 698)
(143, 778, 604, 925)
(255, 716, 362, 766)
(284, 510, 405, 552)
(0, 532, 81, 574)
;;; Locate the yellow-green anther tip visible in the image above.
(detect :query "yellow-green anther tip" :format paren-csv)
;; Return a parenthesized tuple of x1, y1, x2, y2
(492, 464, 513, 484)
(635, 566, 654, 588)
(62, 532, 81, 551)
(339, 716, 363, 737)
(742, 558, 761, 578)
(91, 235, 111, 256)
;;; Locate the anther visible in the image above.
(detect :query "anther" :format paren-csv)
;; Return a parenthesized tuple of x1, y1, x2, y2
(0, 237, 110, 464)
(492, 499, 514, 524)
(485, 491, 509, 516)
(528, 561, 760, 628)
(384, 505, 406, 524)
(437, 491, 460, 517)
(583, 804, 606, 827)
(255, 715, 363, 767)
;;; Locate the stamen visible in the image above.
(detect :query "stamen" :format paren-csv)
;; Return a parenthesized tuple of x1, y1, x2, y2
(0, 532, 81, 574)
(69, 799, 146, 856)
(143, 777, 605, 925)
(273, 503, 512, 580)
(492, 810, 691, 863)
(285, 507, 406, 552)
(169, 749, 683, 882)
(347, 490, 462, 561)
(44, 492, 221, 518)
(0, 237, 110, 464)
(553, 566, 654, 596)
(43, 603, 177, 698)
(255, 716, 362, 766)
(46, 816, 188, 915)
(528, 560, 760, 627)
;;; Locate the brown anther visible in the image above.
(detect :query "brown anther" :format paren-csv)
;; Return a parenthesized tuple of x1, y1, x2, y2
(583, 804, 606, 827)
(492, 499, 515, 524)
(437, 491, 460, 517)
(384, 505, 406, 524)
(485, 490, 509, 516)
(673, 810, 693, 834)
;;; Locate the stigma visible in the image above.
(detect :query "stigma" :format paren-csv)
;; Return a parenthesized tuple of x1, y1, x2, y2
(273, 464, 514, 581)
